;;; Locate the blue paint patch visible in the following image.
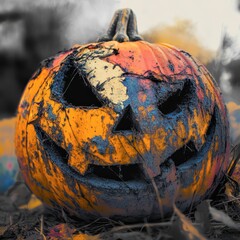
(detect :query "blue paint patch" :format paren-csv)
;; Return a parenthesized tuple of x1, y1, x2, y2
(141, 152, 158, 169)
(20, 100, 29, 109)
(109, 145, 115, 154)
(168, 60, 175, 72)
(22, 109, 29, 119)
(67, 143, 73, 152)
(51, 56, 73, 100)
(197, 75, 211, 109)
(51, 126, 64, 144)
(91, 136, 109, 155)
(121, 76, 161, 131)
(47, 104, 57, 121)
(114, 104, 124, 113)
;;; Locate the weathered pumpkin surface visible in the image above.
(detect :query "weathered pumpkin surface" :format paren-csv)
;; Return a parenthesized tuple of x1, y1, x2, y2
(15, 40, 230, 221)
(0, 117, 18, 193)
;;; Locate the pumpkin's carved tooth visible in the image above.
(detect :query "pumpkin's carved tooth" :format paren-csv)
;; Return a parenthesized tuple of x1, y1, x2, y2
(141, 158, 161, 179)
(34, 124, 146, 181)
(35, 122, 158, 180)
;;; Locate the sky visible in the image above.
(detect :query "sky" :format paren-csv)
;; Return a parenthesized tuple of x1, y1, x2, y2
(119, 0, 240, 52)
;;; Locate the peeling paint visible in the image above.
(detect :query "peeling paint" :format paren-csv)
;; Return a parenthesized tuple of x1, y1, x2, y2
(79, 48, 128, 109)
(47, 104, 57, 121)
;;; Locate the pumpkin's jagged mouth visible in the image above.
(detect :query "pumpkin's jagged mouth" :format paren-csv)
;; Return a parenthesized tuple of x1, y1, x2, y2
(34, 107, 216, 183)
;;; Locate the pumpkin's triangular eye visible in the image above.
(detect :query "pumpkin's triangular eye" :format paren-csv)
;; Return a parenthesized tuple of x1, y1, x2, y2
(113, 105, 141, 133)
(158, 81, 191, 115)
(62, 65, 102, 108)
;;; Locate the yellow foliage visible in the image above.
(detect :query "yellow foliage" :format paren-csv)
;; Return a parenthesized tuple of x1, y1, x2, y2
(143, 19, 214, 64)
(19, 194, 42, 210)
(73, 233, 101, 240)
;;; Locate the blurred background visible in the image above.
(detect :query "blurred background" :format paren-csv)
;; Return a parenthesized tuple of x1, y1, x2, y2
(0, 0, 240, 193)
(0, 0, 240, 141)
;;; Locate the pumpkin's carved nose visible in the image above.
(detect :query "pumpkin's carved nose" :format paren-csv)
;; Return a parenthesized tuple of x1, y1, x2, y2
(113, 105, 141, 133)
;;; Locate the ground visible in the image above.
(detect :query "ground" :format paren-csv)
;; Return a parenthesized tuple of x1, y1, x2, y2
(0, 176, 240, 240)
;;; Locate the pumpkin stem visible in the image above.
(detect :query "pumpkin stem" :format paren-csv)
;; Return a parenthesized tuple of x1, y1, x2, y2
(98, 8, 143, 42)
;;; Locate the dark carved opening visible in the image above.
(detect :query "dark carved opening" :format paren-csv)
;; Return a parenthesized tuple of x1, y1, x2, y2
(158, 81, 191, 115)
(205, 109, 216, 140)
(87, 164, 143, 181)
(35, 125, 69, 164)
(170, 141, 197, 167)
(62, 64, 102, 107)
(113, 105, 141, 133)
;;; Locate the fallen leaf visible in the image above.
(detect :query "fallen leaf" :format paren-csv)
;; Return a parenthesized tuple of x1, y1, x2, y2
(48, 223, 76, 240)
(0, 226, 8, 236)
(73, 233, 101, 240)
(209, 205, 240, 230)
(19, 195, 42, 210)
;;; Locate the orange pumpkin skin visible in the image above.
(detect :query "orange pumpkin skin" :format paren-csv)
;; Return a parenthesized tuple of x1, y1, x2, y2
(15, 41, 230, 221)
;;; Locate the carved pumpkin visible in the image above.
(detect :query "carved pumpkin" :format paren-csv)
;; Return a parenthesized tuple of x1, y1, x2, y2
(15, 9, 230, 221)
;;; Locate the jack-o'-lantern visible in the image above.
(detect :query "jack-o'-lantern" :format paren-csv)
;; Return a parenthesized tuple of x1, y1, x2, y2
(15, 9, 230, 221)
